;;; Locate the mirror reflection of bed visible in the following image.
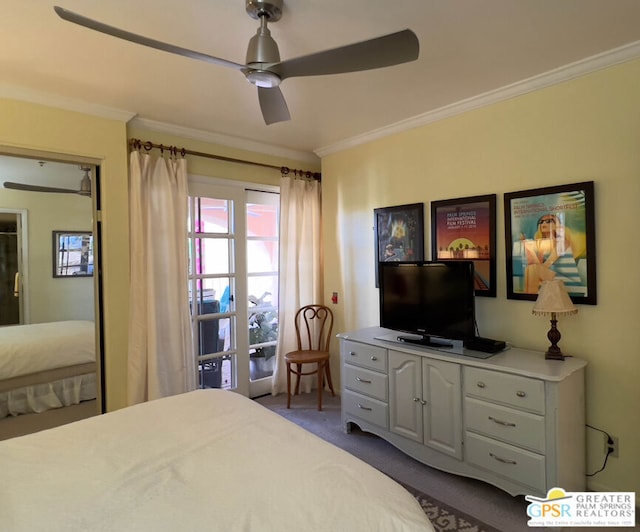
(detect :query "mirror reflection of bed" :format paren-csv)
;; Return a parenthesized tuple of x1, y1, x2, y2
(0, 320, 97, 438)
(0, 154, 99, 440)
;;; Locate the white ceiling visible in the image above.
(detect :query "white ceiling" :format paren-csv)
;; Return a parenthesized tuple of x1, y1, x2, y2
(2, 1, 640, 159)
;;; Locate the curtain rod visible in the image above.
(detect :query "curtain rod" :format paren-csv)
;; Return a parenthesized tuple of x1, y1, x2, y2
(128, 138, 321, 180)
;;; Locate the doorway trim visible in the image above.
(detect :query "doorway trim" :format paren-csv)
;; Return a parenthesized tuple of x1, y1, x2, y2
(0, 208, 29, 324)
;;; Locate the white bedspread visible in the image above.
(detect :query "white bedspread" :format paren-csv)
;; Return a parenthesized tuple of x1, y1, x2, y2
(0, 389, 433, 532)
(0, 321, 95, 380)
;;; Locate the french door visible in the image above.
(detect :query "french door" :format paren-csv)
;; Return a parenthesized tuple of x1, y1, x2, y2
(187, 179, 279, 398)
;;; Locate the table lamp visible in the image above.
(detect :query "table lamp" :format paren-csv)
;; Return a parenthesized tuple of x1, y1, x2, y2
(532, 279, 578, 360)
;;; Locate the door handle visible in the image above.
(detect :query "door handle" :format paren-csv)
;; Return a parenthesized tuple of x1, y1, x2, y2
(13, 272, 19, 297)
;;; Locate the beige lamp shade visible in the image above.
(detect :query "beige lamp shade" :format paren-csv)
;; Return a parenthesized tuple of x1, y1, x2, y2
(532, 279, 578, 317)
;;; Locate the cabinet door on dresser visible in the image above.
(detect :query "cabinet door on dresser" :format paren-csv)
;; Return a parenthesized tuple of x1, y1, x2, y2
(422, 358, 462, 459)
(389, 350, 462, 458)
(389, 351, 423, 442)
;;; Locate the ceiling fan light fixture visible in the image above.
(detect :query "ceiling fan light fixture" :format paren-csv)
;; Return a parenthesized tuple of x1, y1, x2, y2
(245, 69, 281, 88)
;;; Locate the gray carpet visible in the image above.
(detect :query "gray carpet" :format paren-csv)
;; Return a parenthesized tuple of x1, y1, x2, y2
(254, 392, 534, 532)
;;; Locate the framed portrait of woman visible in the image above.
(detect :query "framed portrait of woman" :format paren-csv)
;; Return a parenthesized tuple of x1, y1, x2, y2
(504, 181, 596, 304)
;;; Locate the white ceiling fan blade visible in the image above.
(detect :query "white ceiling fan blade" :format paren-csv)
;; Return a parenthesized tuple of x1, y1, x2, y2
(272, 29, 419, 80)
(258, 87, 290, 125)
(54, 6, 246, 71)
(3, 182, 79, 194)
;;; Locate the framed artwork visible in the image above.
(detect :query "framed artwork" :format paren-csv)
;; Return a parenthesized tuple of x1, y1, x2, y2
(431, 194, 497, 297)
(504, 181, 596, 304)
(373, 203, 424, 287)
(53, 231, 94, 278)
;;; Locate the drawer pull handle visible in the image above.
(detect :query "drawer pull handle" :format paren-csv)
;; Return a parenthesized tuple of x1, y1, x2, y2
(413, 397, 420, 402)
(349, 351, 356, 356)
(489, 452, 517, 465)
(357, 403, 372, 411)
(516, 391, 526, 398)
(488, 416, 516, 427)
(356, 377, 372, 384)
(476, 381, 486, 388)
(370, 356, 378, 361)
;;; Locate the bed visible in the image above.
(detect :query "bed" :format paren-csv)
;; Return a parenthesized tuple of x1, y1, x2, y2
(1, 389, 433, 531)
(0, 320, 97, 438)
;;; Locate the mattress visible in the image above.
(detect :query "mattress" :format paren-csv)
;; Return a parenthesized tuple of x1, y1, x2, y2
(0, 321, 96, 419)
(0, 389, 434, 532)
(0, 320, 95, 379)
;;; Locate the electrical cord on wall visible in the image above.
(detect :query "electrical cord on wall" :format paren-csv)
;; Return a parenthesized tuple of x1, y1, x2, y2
(586, 424, 614, 477)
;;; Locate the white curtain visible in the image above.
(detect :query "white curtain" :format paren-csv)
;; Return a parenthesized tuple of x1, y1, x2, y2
(127, 150, 195, 405)
(271, 175, 323, 395)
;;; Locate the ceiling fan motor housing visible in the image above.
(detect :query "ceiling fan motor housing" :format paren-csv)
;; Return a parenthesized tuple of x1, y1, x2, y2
(245, 0, 283, 87)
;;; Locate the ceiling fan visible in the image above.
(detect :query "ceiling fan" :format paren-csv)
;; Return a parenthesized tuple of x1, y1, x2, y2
(53, 0, 420, 125)
(3, 165, 92, 197)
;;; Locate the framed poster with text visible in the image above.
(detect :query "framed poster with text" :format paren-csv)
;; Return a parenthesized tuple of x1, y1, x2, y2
(504, 181, 596, 304)
(431, 194, 496, 297)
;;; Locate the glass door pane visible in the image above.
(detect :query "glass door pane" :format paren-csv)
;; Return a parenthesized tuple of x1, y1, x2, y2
(247, 191, 279, 397)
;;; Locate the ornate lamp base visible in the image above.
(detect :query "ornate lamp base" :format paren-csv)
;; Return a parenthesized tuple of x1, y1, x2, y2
(545, 314, 565, 361)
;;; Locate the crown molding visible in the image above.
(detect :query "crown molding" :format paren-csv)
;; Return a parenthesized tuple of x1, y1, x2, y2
(129, 117, 319, 165)
(315, 40, 640, 158)
(0, 83, 318, 165)
(0, 83, 136, 123)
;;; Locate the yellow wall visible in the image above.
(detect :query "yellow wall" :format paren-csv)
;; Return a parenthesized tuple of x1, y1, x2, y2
(321, 59, 640, 494)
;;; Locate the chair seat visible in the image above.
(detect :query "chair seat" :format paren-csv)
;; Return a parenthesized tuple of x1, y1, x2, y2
(284, 349, 330, 365)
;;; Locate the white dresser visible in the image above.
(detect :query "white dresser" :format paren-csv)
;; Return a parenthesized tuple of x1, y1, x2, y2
(339, 327, 587, 497)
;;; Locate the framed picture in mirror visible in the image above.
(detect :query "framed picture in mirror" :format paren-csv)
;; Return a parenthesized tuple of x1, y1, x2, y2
(52, 230, 94, 278)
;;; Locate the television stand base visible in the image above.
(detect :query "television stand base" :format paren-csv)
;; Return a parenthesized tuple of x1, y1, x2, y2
(396, 335, 454, 348)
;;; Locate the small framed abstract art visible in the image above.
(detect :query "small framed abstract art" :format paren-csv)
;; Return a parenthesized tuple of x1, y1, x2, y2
(53, 230, 94, 278)
(373, 203, 424, 287)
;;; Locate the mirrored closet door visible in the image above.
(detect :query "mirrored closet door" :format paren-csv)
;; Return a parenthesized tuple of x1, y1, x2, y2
(0, 153, 101, 439)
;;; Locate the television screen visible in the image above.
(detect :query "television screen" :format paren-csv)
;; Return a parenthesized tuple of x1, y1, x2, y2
(379, 261, 476, 345)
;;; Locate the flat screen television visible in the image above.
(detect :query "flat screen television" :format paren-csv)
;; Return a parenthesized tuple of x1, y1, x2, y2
(379, 260, 476, 347)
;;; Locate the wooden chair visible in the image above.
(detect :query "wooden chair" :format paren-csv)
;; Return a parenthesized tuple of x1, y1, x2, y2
(284, 304, 335, 411)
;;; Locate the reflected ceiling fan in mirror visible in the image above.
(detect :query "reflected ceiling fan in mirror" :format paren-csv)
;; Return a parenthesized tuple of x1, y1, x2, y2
(54, 0, 420, 124)
(3, 165, 92, 197)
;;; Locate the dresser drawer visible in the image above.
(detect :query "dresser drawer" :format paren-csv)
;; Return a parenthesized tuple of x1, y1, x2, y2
(464, 367, 545, 414)
(343, 340, 387, 372)
(465, 432, 546, 493)
(343, 364, 388, 401)
(342, 389, 388, 429)
(465, 397, 545, 453)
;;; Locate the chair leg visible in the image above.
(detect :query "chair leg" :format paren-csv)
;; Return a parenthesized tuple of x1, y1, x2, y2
(324, 361, 335, 396)
(294, 363, 302, 395)
(317, 361, 324, 411)
(286, 362, 291, 409)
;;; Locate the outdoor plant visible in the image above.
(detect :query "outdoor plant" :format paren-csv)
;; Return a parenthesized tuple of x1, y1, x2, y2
(248, 292, 278, 360)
